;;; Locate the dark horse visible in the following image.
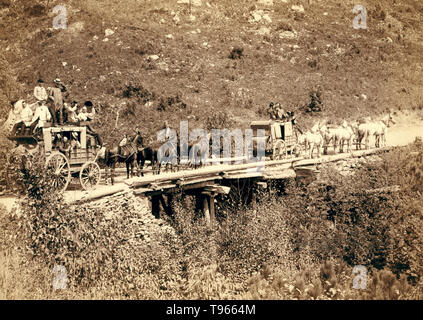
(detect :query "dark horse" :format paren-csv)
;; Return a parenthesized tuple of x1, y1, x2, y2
(136, 132, 213, 175)
(96, 138, 138, 185)
(185, 132, 212, 169)
(136, 146, 158, 176)
(136, 143, 180, 175)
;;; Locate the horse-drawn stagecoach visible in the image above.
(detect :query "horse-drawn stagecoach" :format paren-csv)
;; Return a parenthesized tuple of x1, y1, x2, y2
(7, 123, 102, 193)
(250, 119, 300, 160)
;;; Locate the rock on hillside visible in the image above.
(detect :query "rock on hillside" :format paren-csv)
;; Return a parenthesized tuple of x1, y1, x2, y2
(0, 0, 422, 147)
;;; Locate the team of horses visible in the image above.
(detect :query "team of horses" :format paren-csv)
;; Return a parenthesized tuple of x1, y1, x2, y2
(297, 113, 396, 159)
(95, 113, 396, 184)
(96, 133, 212, 185)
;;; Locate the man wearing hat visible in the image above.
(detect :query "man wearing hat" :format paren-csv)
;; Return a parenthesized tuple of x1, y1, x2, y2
(134, 128, 144, 152)
(34, 79, 48, 102)
(77, 103, 96, 122)
(8, 100, 24, 135)
(64, 101, 78, 124)
(77, 102, 102, 146)
(52, 133, 62, 149)
(274, 103, 285, 120)
(11, 100, 34, 136)
(29, 100, 52, 135)
(70, 132, 81, 157)
(58, 136, 71, 156)
(267, 102, 275, 120)
(48, 78, 66, 125)
(70, 132, 81, 148)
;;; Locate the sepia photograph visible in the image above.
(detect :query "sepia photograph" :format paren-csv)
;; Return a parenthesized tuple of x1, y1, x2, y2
(0, 0, 423, 306)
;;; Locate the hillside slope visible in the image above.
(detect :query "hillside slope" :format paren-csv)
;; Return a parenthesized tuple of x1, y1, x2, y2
(1, 0, 422, 146)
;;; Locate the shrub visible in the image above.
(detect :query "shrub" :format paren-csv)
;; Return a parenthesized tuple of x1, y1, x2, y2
(2, 143, 423, 299)
(229, 47, 244, 60)
(275, 20, 293, 32)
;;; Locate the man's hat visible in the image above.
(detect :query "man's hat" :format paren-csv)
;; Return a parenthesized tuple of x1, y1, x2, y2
(72, 132, 78, 138)
(37, 79, 44, 83)
(54, 78, 61, 83)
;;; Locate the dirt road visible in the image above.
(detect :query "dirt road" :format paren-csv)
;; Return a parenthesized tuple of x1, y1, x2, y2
(386, 115, 423, 147)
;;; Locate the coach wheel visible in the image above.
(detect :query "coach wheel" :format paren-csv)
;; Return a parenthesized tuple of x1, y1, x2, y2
(80, 161, 101, 191)
(45, 152, 71, 193)
(272, 140, 287, 160)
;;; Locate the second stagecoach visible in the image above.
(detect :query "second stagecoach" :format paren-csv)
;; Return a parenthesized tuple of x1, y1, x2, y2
(249, 119, 300, 160)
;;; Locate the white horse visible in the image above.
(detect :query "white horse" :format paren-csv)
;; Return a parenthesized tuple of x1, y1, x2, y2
(354, 113, 395, 149)
(301, 130, 323, 159)
(355, 120, 375, 150)
(320, 120, 354, 154)
(297, 132, 308, 157)
(338, 121, 355, 153)
(373, 113, 395, 148)
(188, 132, 211, 168)
(319, 124, 341, 154)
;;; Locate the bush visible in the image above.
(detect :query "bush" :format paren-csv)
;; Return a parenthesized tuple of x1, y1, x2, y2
(2, 143, 423, 299)
(204, 109, 235, 131)
(229, 47, 244, 60)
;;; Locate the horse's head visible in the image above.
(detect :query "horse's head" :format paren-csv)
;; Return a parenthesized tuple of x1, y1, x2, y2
(350, 121, 360, 134)
(386, 113, 396, 127)
(311, 122, 320, 133)
(319, 124, 328, 134)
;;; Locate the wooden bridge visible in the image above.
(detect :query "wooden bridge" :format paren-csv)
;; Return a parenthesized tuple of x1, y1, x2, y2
(66, 147, 390, 225)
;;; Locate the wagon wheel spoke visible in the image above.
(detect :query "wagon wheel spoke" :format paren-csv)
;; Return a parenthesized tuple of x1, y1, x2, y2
(57, 162, 67, 173)
(81, 172, 93, 187)
(57, 175, 67, 187)
(45, 152, 70, 193)
(80, 162, 101, 191)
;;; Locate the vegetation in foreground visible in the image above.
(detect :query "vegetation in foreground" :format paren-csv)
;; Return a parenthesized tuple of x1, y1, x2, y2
(1, 141, 423, 300)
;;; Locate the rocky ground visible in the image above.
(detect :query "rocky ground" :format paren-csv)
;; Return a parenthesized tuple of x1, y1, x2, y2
(83, 189, 175, 245)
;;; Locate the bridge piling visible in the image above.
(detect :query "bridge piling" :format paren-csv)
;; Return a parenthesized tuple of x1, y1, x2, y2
(151, 195, 161, 218)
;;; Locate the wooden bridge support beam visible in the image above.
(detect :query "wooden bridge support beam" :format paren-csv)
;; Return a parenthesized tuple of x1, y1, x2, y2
(167, 194, 175, 217)
(203, 196, 210, 225)
(148, 185, 229, 225)
(159, 195, 172, 217)
(201, 192, 216, 226)
(151, 195, 161, 218)
(151, 194, 174, 218)
(209, 194, 215, 224)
